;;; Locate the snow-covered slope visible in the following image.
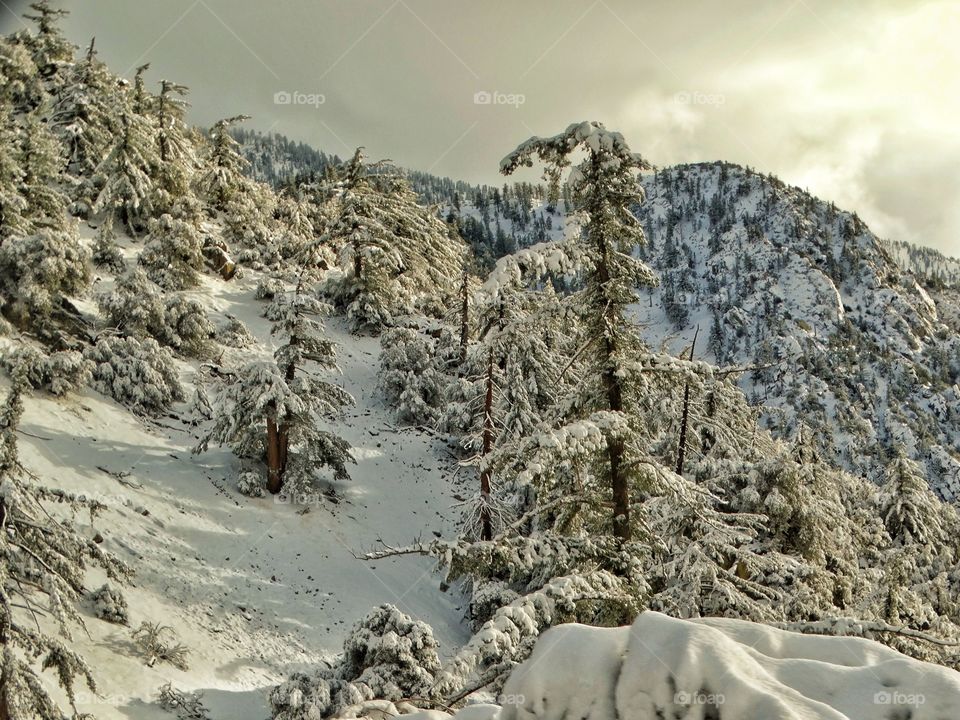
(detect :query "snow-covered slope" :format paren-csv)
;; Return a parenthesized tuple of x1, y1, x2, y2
(238, 138, 960, 498)
(8, 259, 468, 719)
(634, 163, 960, 498)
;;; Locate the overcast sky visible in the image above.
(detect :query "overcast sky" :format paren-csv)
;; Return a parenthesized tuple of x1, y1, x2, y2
(3, 0, 957, 256)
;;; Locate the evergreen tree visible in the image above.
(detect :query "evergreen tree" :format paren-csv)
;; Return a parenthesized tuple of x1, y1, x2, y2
(18, 110, 67, 228)
(0, 224, 90, 328)
(198, 285, 353, 497)
(93, 91, 160, 235)
(500, 121, 660, 542)
(195, 115, 251, 212)
(879, 452, 946, 547)
(0, 35, 44, 110)
(0, 366, 130, 719)
(322, 148, 464, 330)
(138, 213, 205, 290)
(0, 104, 27, 239)
(149, 79, 196, 217)
(50, 36, 117, 185)
(22, 0, 73, 79)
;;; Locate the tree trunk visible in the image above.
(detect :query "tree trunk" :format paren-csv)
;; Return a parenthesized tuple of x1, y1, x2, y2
(675, 326, 699, 477)
(478, 347, 495, 541)
(352, 230, 363, 279)
(459, 269, 469, 366)
(604, 365, 629, 542)
(0, 683, 9, 720)
(279, 348, 297, 476)
(266, 404, 283, 494)
(0, 549, 8, 720)
(593, 232, 630, 543)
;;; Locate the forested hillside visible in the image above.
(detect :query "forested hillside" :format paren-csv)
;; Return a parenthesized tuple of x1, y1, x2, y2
(1, 4, 960, 720)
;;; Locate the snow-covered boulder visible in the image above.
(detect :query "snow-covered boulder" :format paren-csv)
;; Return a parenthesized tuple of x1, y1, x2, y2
(434, 612, 960, 720)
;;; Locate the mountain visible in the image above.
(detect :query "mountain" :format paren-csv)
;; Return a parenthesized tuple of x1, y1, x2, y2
(6, 7, 960, 715)
(634, 162, 960, 498)
(234, 133, 960, 498)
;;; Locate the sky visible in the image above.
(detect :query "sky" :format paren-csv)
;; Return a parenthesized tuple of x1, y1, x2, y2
(2, 0, 958, 257)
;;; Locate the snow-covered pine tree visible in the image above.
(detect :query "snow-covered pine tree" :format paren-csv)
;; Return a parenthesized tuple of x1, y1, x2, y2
(93, 86, 160, 236)
(21, 0, 73, 81)
(270, 604, 442, 720)
(18, 109, 69, 229)
(0, 34, 45, 111)
(321, 148, 464, 330)
(83, 334, 185, 414)
(50, 36, 117, 194)
(879, 450, 947, 548)
(194, 115, 251, 213)
(0, 225, 90, 331)
(500, 121, 660, 542)
(149, 79, 197, 218)
(440, 278, 565, 540)
(97, 266, 214, 358)
(91, 215, 126, 273)
(378, 326, 448, 425)
(0, 103, 27, 240)
(0, 365, 130, 719)
(0, 108, 91, 334)
(138, 213, 205, 290)
(198, 284, 353, 497)
(130, 62, 150, 114)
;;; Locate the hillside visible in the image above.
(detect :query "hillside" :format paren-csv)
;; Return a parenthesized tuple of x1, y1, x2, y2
(636, 163, 960, 498)
(237, 133, 960, 498)
(4, 6, 960, 720)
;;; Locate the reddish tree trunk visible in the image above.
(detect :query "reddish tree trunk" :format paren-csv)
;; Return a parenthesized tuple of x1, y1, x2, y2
(675, 326, 699, 477)
(266, 406, 283, 494)
(279, 347, 297, 476)
(459, 269, 470, 366)
(478, 348, 495, 541)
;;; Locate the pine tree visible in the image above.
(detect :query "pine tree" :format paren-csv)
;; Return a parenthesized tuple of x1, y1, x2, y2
(0, 366, 130, 719)
(195, 115, 251, 212)
(0, 35, 44, 110)
(18, 109, 68, 228)
(879, 451, 946, 547)
(149, 79, 196, 217)
(500, 121, 660, 542)
(0, 224, 91, 328)
(50, 36, 117, 185)
(322, 148, 464, 330)
(93, 91, 160, 236)
(0, 104, 27, 240)
(138, 213, 205, 290)
(198, 285, 353, 497)
(22, 0, 73, 79)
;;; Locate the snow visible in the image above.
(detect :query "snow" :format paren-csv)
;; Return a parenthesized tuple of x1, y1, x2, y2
(8, 264, 469, 719)
(430, 612, 960, 720)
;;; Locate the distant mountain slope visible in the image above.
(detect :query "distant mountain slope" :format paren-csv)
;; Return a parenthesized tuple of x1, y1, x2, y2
(883, 238, 960, 289)
(635, 162, 960, 497)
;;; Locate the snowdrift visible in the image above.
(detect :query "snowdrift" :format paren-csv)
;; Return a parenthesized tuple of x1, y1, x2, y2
(415, 612, 960, 720)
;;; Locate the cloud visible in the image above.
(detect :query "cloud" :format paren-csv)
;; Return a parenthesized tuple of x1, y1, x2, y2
(48, 0, 959, 257)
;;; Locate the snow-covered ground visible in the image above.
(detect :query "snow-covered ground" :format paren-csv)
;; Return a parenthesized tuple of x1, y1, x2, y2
(10, 265, 470, 719)
(421, 612, 960, 720)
